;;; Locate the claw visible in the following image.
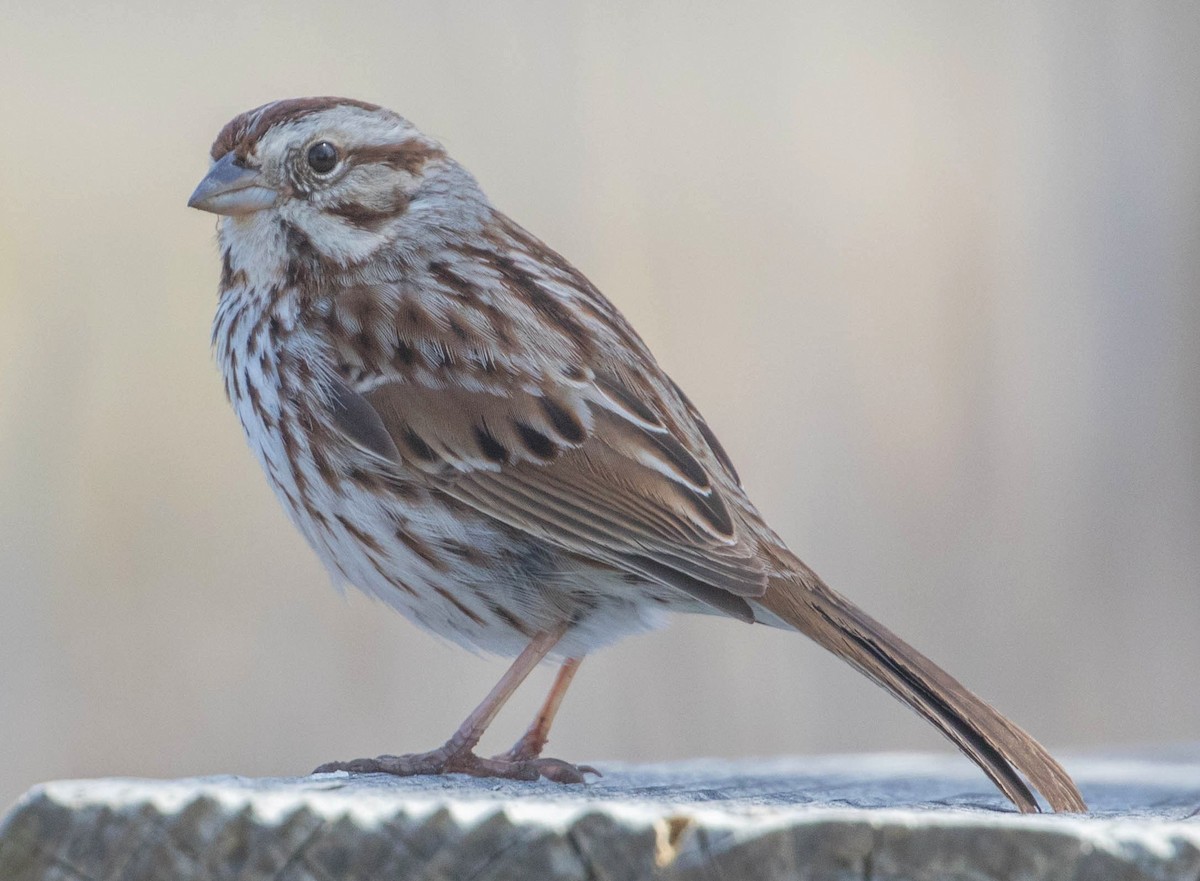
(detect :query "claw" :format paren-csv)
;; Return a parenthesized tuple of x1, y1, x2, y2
(526, 758, 602, 784)
(531, 760, 585, 784)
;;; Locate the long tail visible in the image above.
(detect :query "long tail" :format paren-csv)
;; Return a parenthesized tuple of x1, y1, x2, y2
(758, 565, 1087, 813)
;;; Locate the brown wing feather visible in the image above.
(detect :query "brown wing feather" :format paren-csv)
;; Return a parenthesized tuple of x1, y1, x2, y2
(338, 374, 769, 603)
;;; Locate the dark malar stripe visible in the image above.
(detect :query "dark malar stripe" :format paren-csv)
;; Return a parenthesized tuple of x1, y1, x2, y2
(280, 222, 323, 289)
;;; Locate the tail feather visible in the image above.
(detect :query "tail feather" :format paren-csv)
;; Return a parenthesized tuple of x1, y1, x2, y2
(759, 569, 1087, 814)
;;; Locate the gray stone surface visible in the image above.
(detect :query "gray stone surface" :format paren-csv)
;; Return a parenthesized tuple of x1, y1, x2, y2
(2, 753, 1199, 880)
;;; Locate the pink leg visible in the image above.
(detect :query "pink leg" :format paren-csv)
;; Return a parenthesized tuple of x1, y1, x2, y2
(442, 627, 567, 755)
(314, 626, 597, 783)
(495, 658, 583, 762)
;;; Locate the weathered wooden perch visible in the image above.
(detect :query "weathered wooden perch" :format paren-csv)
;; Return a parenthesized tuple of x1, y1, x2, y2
(2, 753, 1199, 880)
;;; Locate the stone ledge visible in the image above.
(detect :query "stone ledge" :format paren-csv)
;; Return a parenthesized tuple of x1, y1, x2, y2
(2, 754, 1199, 880)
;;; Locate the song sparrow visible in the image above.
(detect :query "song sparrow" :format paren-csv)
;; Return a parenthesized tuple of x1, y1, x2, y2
(188, 97, 1086, 812)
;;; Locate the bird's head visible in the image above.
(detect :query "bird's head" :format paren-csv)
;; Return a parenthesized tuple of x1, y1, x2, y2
(188, 97, 489, 269)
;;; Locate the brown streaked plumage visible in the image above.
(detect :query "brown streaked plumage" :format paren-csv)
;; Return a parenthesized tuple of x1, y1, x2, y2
(189, 97, 1087, 812)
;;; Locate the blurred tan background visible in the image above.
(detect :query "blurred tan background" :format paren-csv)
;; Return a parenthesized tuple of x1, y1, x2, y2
(1, 0, 1198, 811)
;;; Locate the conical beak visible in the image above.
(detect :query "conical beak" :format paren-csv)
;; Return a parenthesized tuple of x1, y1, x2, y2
(187, 153, 277, 216)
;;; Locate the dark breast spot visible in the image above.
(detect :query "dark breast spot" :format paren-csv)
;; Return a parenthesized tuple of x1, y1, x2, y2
(335, 513, 384, 554)
(433, 586, 486, 626)
(486, 601, 530, 636)
(394, 525, 450, 572)
(442, 538, 488, 566)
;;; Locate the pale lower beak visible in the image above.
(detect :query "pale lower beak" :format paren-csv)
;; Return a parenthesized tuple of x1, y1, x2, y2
(188, 152, 277, 216)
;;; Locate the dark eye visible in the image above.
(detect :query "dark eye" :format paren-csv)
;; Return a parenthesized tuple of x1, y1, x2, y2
(306, 141, 339, 174)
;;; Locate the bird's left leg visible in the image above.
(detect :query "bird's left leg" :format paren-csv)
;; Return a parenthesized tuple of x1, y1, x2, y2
(490, 658, 596, 781)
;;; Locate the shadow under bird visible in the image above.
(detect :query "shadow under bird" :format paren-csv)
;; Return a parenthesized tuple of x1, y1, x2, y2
(187, 97, 1086, 813)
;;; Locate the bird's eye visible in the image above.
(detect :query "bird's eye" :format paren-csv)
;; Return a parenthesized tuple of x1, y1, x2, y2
(306, 141, 339, 174)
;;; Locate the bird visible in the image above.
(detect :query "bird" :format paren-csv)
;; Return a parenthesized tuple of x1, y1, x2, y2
(187, 96, 1086, 813)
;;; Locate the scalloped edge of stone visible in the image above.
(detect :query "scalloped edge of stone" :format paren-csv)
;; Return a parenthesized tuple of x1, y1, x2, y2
(3, 772, 1200, 881)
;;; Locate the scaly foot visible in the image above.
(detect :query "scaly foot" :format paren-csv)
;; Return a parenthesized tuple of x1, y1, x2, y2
(314, 747, 599, 783)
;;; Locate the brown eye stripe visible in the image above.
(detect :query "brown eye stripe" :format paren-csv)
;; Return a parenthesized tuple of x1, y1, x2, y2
(350, 142, 446, 174)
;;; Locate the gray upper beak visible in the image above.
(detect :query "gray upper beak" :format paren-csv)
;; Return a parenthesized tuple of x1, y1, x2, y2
(187, 153, 277, 216)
